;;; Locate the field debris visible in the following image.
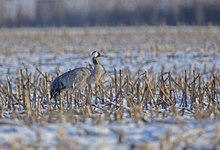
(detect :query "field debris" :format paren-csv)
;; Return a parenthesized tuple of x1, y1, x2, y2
(0, 26, 219, 149)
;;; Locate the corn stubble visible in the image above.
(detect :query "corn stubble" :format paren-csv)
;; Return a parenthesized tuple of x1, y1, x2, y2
(0, 27, 220, 149)
(0, 66, 219, 149)
(0, 65, 219, 124)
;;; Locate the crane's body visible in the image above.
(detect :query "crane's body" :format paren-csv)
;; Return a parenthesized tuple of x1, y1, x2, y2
(50, 51, 104, 99)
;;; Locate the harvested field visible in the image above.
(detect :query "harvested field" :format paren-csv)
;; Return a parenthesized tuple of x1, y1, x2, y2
(0, 26, 219, 149)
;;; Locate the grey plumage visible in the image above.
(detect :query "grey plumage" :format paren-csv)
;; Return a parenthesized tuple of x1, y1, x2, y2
(50, 51, 105, 99)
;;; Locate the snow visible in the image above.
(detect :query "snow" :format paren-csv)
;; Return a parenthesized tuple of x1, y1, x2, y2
(0, 26, 219, 149)
(0, 117, 219, 149)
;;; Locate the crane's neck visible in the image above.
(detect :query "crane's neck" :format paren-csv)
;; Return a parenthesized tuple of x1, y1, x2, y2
(92, 57, 102, 76)
(87, 57, 102, 84)
(92, 57, 99, 65)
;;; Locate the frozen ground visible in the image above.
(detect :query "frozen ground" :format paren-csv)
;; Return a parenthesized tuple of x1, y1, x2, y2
(0, 116, 220, 149)
(0, 26, 219, 149)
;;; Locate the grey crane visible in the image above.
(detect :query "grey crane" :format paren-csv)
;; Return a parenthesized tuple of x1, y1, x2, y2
(50, 51, 106, 99)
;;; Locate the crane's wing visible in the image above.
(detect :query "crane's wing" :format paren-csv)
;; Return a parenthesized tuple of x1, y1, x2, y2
(50, 67, 91, 99)
(71, 67, 91, 90)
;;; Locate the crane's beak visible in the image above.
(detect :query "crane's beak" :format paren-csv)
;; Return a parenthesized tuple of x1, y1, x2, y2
(100, 54, 107, 58)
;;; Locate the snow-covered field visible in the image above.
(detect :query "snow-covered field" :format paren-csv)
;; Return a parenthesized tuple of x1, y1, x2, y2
(0, 26, 219, 149)
(0, 117, 220, 150)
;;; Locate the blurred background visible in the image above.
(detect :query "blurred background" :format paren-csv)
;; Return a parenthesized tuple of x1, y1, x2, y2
(0, 0, 220, 27)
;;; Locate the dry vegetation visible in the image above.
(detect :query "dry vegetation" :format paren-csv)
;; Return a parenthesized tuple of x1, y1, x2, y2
(0, 62, 219, 124)
(0, 26, 219, 149)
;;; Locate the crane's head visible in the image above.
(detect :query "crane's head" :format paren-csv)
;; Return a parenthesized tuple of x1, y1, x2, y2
(91, 51, 106, 65)
(91, 51, 106, 58)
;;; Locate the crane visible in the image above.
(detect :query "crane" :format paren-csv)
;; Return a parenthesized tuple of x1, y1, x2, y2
(50, 51, 106, 99)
